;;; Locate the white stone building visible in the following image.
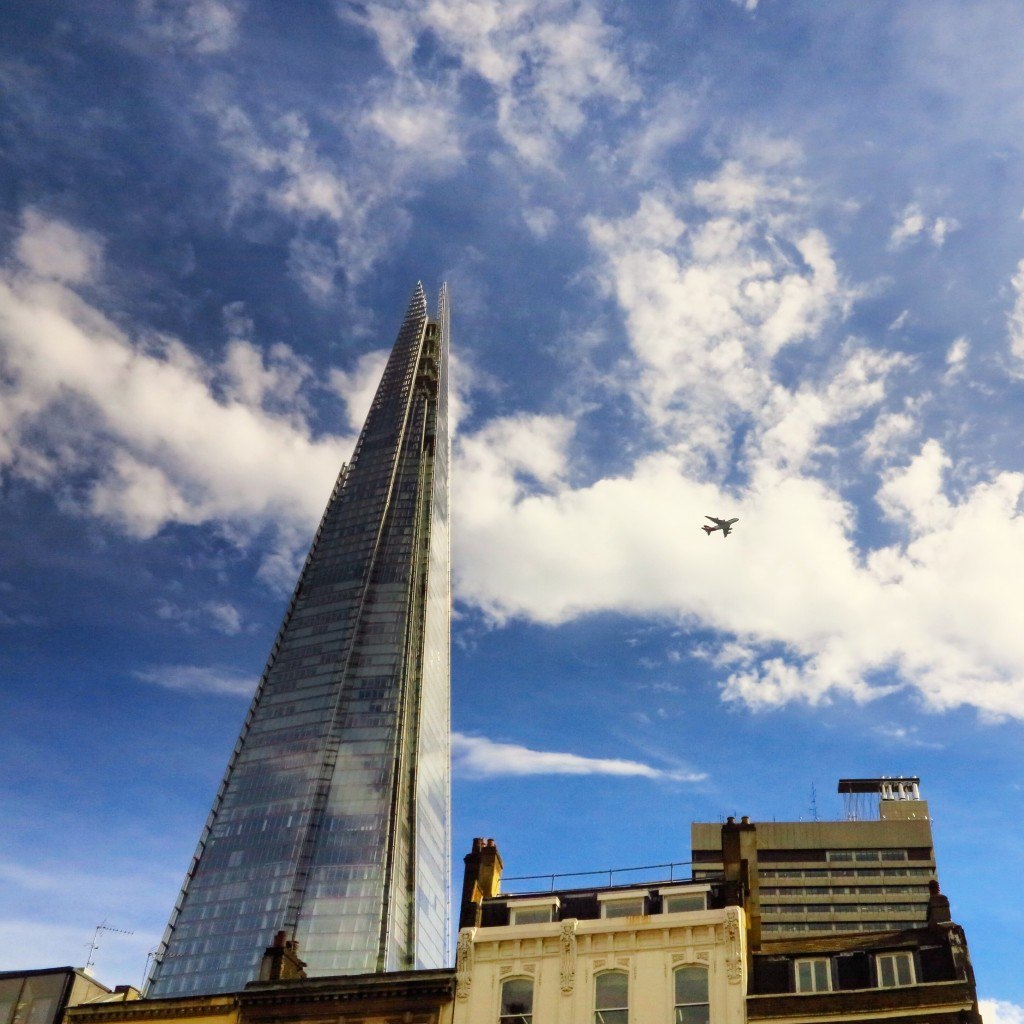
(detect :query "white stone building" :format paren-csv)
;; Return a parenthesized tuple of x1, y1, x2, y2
(452, 883, 747, 1024)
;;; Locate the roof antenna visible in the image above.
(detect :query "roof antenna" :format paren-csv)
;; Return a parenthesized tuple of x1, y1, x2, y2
(809, 783, 820, 822)
(86, 920, 134, 974)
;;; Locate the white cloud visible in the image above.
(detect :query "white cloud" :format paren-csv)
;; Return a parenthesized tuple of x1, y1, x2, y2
(341, 0, 638, 166)
(981, 1000, 1024, 1024)
(945, 335, 969, 378)
(451, 152, 1024, 722)
(327, 349, 391, 432)
(0, 211, 361, 572)
(583, 160, 856, 468)
(889, 202, 959, 249)
(14, 208, 103, 284)
(156, 599, 245, 635)
(1008, 259, 1024, 363)
(203, 98, 409, 296)
(451, 732, 705, 782)
(133, 664, 256, 696)
(523, 207, 557, 239)
(862, 409, 918, 463)
(138, 0, 244, 55)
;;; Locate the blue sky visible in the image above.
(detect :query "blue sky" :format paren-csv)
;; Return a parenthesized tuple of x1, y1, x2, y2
(1, 0, 1022, 1014)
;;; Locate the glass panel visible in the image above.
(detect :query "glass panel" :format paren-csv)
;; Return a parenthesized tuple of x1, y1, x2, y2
(675, 1004, 710, 1024)
(603, 898, 644, 918)
(879, 956, 895, 987)
(512, 906, 552, 924)
(501, 978, 534, 1023)
(813, 960, 830, 990)
(0, 980, 23, 1024)
(896, 954, 914, 986)
(665, 894, 706, 913)
(675, 966, 709, 1004)
(596, 971, 628, 1008)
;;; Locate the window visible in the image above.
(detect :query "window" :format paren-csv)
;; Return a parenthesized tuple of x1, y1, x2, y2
(876, 952, 915, 988)
(500, 978, 533, 1024)
(599, 895, 645, 918)
(662, 887, 708, 914)
(512, 906, 553, 925)
(795, 958, 832, 993)
(595, 970, 628, 1024)
(674, 965, 709, 1024)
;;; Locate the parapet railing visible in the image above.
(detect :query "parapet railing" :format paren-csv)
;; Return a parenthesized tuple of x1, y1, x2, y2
(500, 860, 719, 894)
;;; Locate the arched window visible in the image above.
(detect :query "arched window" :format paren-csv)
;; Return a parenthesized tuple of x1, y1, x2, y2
(500, 977, 534, 1024)
(674, 965, 709, 1024)
(595, 970, 628, 1023)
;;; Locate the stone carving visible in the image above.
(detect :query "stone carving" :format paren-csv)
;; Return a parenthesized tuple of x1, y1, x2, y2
(455, 929, 474, 1000)
(724, 906, 742, 985)
(560, 920, 578, 993)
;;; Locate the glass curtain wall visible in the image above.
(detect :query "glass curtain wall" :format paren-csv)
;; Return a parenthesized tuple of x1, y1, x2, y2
(148, 284, 451, 995)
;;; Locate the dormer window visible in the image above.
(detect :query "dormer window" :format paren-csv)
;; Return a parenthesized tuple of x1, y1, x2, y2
(509, 897, 559, 925)
(876, 951, 915, 987)
(597, 892, 646, 918)
(660, 885, 709, 914)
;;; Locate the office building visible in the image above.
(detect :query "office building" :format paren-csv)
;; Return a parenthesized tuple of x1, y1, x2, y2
(692, 776, 982, 1024)
(692, 778, 936, 943)
(148, 284, 451, 996)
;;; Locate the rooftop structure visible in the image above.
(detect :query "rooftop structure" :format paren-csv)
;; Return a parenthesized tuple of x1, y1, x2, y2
(692, 778, 936, 944)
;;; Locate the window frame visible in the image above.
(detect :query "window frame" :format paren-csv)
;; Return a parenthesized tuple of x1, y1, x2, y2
(597, 891, 647, 919)
(594, 969, 629, 1024)
(499, 976, 534, 1024)
(673, 963, 710, 1024)
(659, 884, 710, 915)
(794, 957, 833, 993)
(876, 951, 916, 988)
(508, 896, 559, 926)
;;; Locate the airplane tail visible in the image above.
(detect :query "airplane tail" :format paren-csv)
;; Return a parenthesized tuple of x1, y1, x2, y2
(702, 525, 715, 534)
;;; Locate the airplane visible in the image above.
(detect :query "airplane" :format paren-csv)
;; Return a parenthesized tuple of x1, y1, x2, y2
(702, 516, 739, 538)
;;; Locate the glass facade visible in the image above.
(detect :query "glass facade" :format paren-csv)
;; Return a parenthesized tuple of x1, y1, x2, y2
(148, 284, 450, 996)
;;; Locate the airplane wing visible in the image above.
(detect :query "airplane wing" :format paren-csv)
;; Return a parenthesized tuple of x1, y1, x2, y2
(706, 516, 724, 525)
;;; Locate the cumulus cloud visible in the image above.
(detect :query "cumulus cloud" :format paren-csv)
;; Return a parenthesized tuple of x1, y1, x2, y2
(0, 211, 358, 573)
(451, 152, 1024, 722)
(133, 664, 256, 696)
(452, 732, 705, 782)
(982, 1000, 1024, 1024)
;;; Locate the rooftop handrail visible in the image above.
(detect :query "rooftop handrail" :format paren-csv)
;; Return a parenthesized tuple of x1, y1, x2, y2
(500, 860, 705, 893)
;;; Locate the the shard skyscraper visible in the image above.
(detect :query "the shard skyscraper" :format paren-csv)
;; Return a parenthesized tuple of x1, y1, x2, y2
(148, 284, 450, 996)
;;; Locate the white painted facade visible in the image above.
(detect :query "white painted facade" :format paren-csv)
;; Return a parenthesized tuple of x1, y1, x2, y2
(453, 903, 747, 1024)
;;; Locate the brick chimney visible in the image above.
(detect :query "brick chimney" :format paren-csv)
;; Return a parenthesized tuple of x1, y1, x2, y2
(458, 837, 503, 930)
(927, 878, 952, 926)
(258, 931, 307, 982)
